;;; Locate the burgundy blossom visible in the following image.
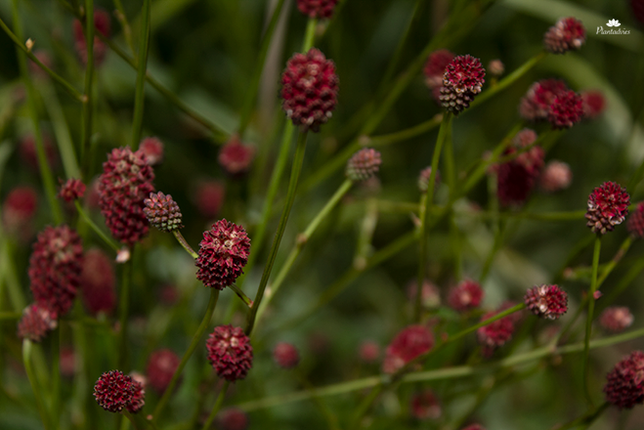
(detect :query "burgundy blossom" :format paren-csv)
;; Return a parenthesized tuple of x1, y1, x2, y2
(548, 90, 583, 129)
(73, 9, 111, 66)
(600, 307, 634, 333)
(218, 136, 255, 177)
(58, 178, 86, 202)
(524, 284, 568, 320)
(543, 17, 586, 54)
(382, 325, 434, 374)
(296, 0, 339, 19)
(194, 180, 225, 218)
(146, 349, 180, 393)
(17, 304, 58, 342)
(2, 186, 38, 239)
(143, 191, 183, 233)
(628, 202, 644, 238)
(206, 325, 253, 382)
(80, 248, 116, 316)
(358, 341, 380, 363)
(423, 49, 455, 90)
(585, 181, 630, 235)
(604, 351, 644, 409)
(448, 279, 484, 312)
(540, 160, 572, 193)
(93, 370, 145, 413)
(139, 137, 164, 166)
(346, 148, 382, 182)
(273, 342, 300, 369)
(439, 54, 486, 115)
(519, 79, 568, 121)
(581, 90, 606, 119)
(477, 308, 516, 357)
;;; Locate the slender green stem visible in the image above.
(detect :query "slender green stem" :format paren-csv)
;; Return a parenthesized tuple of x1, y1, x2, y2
(11, 0, 63, 224)
(583, 236, 601, 406)
(80, 0, 96, 179)
(0, 312, 21, 320)
(246, 131, 308, 336)
(255, 179, 353, 325)
(552, 403, 609, 430)
(0, 16, 84, 102)
(229, 284, 253, 307)
(50, 329, 61, 430)
(349, 385, 383, 430)
(131, 0, 151, 149)
(75, 201, 121, 252)
(23, 340, 53, 430)
(597, 236, 631, 287)
(415, 113, 452, 322)
(118, 258, 132, 370)
(152, 289, 219, 423)
(112, 0, 135, 55)
(200, 381, 230, 430)
(302, 18, 317, 51)
(172, 231, 198, 259)
(237, 0, 286, 136)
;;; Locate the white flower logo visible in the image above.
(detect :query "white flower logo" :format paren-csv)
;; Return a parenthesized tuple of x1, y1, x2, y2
(607, 19, 621, 27)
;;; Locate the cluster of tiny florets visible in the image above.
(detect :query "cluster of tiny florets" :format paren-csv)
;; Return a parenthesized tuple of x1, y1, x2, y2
(146, 349, 180, 393)
(80, 248, 116, 316)
(206, 325, 253, 382)
(544, 17, 586, 54)
(139, 137, 164, 166)
(477, 308, 516, 357)
(382, 325, 434, 374)
(219, 136, 255, 177)
(439, 55, 485, 115)
(627, 202, 644, 238)
(296, 0, 339, 19)
(98, 147, 155, 246)
(585, 181, 630, 235)
(423, 49, 455, 97)
(448, 279, 483, 312)
(143, 191, 183, 233)
(346, 148, 382, 182)
(93, 370, 145, 413)
(548, 90, 584, 129)
(281, 48, 339, 132)
(524, 285, 568, 320)
(58, 178, 86, 202)
(29, 225, 83, 316)
(2, 186, 38, 239)
(196, 220, 251, 290)
(604, 351, 644, 409)
(600, 307, 634, 333)
(273, 342, 300, 369)
(540, 160, 572, 193)
(581, 90, 606, 119)
(17, 304, 58, 342)
(519, 79, 583, 129)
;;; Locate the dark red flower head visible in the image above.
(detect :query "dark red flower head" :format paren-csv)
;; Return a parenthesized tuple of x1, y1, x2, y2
(196, 219, 251, 290)
(80, 248, 116, 316)
(524, 284, 568, 320)
(217, 408, 249, 430)
(600, 307, 634, 333)
(73, 9, 111, 66)
(143, 191, 184, 233)
(410, 390, 441, 420)
(93, 370, 145, 413)
(581, 90, 606, 119)
(17, 304, 58, 342)
(544, 17, 586, 54)
(382, 325, 434, 374)
(346, 148, 381, 182)
(540, 160, 572, 193)
(548, 90, 583, 129)
(358, 341, 380, 363)
(206, 325, 253, 382)
(98, 147, 155, 246)
(477, 308, 516, 357)
(296, 0, 339, 19)
(439, 54, 486, 115)
(423, 49, 455, 89)
(586, 181, 630, 235)
(281, 48, 339, 132)
(628, 202, 644, 238)
(604, 350, 644, 409)
(194, 180, 225, 218)
(218, 136, 255, 177)
(273, 342, 300, 369)
(448, 279, 484, 312)
(146, 349, 180, 393)
(29, 225, 83, 316)
(139, 137, 164, 166)
(3, 186, 38, 237)
(58, 178, 86, 202)
(519, 79, 568, 121)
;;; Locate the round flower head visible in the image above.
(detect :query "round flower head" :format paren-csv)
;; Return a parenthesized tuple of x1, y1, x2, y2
(410, 390, 441, 420)
(423, 49, 455, 89)
(58, 178, 86, 202)
(93, 370, 145, 413)
(586, 181, 630, 235)
(477, 308, 515, 357)
(581, 90, 606, 119)
(296, 0, 339, 19)
(218, 136, 255, 177)
(448, 279, 483, 312)
(358, 341, 380, 363)
(628, 202, 644, 238)
(600, 307, 634, 333)
(73, 9, 111, 66)
(194, 180, 225, 218)
(273, 342, 300, 369)
(80, 248, 116, 316)
(98, 147, 155, 246)
(604, 350, 644, 409)
(146, 349, 180, 393)
(487, 59, 504, 77)
(524, 284, 568, 320)
(139, 137, 164, 166)
(382, 325, 434, 374)
(346, 148, 381, 182)
(196, 220, 251, 289)
(540, 160, 572, 193)
(548, 90, 583, 129)
(2, 186, 38, 239)
(206, 325, 253, 382)
(29, 225, 83, 316)
(143, 191, 183, 233)
(519, 79, 569, 121)
(281, 48, 339, 132)
(439, 54, 486, 115)
(418, 167, 441, 193)
(217, 408, 249, 430)
(17, 304, 58, 342)
(544, 17, 586, 54)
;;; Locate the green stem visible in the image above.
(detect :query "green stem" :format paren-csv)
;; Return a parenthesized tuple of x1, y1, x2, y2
(246, 131, 308, 336)
(152, 289, 220, 423)
(112, 0, 136, 55)
(255, 179, 353, 325)
(80, 0, 96, 179)
(236, 0, 286, 136)
(0, 15, 84, 102)
(302, 18, 317, 51)
(597, 236, 631, 287)
(552, 403, 609, 430)
(11, 0, 63, 224)
(118, 258, 132, 369)
(415, 113, 452, 322)
(229, 283, 253, 307)
(50, 329, 61, 430)
(75, 201, 121, 252)
(172, 231, 198, 259)
(23, 340, 53, 430)
(200, 381, 230, 430)
(131, 0, 151, 149)
(583, 235, 601, 406)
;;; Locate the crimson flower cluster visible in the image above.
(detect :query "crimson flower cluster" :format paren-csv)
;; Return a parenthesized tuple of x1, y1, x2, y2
(439, 54, 486, 115)
(58, 178, 86, 202)
(139, 137, 165, 166)
(382, 325, 434, 374)
(627, 202, 644, 238)
(296, 0, 339, 19)
(93, 370, 145, 413)
(539, 160, 572, 193)
(477, 306, 517, 357)
(448, 279, 483, 312)
(423, 49, 455, 102)
(543, 17, 586, 54)
(146, 349, 180, 393)
(17, 304, 58, 342)
(604, 351, 644, 409)
(524, 285, 568, 320)
(346, 148, 382, 182)
(273, 342, 300, 369)
(600, 307, 634, 333)
(143, 191, 184, 233)
(72, 9, 111, 66)
(519, 79, 583, 129)
(585, 181, 630, 235)
(206, 325, 253, 382)
(219, 136, 255, 177)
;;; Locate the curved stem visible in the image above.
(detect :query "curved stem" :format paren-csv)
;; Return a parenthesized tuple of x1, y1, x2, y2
(583, 235, 601, 405)
(172, 231, 198, 259)
(131, 0, 152, 149)
(75, 201, 121, 252)
(200, 381, 230, 430)
(246, 131, 308, 336)
(152, 289, 220, 423)
(118, 257, 132, 369)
